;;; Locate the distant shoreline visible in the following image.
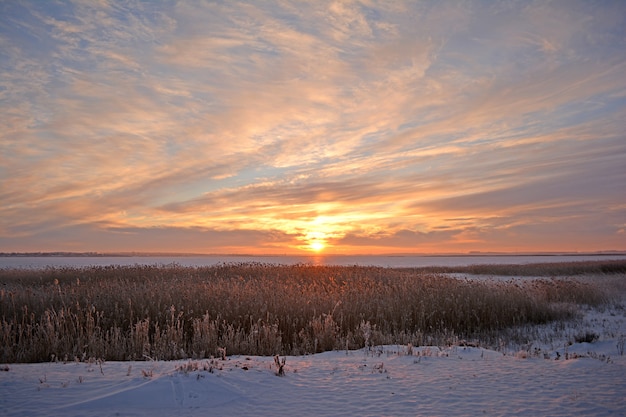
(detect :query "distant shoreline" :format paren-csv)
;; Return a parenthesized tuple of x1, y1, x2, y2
(1, 251, 625, 258)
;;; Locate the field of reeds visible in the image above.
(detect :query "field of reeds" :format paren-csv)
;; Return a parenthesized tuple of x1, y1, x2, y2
(417, 259, 626, 276)
(1, 260, 624, 363)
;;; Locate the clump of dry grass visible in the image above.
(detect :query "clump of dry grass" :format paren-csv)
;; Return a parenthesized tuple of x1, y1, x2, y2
(0, 261, 619, 363)
(419, 259, 626, 276)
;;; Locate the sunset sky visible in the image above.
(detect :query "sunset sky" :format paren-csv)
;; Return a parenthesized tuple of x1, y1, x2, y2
(1, 1, 625, 255)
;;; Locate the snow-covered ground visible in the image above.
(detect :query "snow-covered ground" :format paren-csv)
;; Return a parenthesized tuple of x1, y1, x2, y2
(2, 275, 625, 417)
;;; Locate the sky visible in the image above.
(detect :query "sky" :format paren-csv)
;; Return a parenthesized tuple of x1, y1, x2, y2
(1, 0, 625, 255)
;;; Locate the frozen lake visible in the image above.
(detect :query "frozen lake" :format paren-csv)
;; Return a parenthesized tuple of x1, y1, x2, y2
(1, 254, 625, 269)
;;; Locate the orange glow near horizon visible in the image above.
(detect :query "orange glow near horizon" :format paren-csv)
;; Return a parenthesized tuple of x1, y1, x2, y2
(309, 241, 325, 252)
(301, 227, 330, 253)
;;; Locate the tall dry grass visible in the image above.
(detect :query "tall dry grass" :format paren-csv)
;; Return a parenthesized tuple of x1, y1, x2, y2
(1, 261, 621, 363)
(419, 259, 626, 276)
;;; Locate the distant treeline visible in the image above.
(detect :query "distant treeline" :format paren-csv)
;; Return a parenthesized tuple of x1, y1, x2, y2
(2, 251, 625, 258)
(0, 252, 205, 257)
(0, 252, 105, 257)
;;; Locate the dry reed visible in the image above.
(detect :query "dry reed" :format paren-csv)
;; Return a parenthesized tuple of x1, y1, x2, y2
(1, 261, 621, 363)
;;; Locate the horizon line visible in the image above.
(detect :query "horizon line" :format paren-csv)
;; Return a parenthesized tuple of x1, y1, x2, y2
(2, 250, 626, 258)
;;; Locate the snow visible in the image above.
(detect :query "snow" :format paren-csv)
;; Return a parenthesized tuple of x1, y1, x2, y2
(2, 278, 625, 416)
(2, 343, 624, 416)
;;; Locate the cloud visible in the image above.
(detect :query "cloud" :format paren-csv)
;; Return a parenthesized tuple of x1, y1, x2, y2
(0, 222, 296, 254)
(1, 0, 625, 253)
(339, 228, 459, 249)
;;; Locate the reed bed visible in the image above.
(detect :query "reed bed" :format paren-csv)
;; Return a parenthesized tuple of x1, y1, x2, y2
(1, 261, 621, 363)
(419, 259, 626, 276)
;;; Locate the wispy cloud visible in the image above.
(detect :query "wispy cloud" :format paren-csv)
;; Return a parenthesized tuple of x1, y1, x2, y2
(1, 0, 625, 253)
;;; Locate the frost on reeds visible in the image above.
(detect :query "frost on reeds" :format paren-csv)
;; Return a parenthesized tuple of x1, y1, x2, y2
(0, 261, 622, 363)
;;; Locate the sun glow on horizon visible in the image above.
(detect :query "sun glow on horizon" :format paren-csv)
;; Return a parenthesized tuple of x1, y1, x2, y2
(302, 219, 336, 253)
(309, 240, 326, 252)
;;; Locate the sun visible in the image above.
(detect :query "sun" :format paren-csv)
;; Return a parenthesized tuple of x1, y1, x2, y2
(309, 241, 325, 252)
(303, 222, 331, 253)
